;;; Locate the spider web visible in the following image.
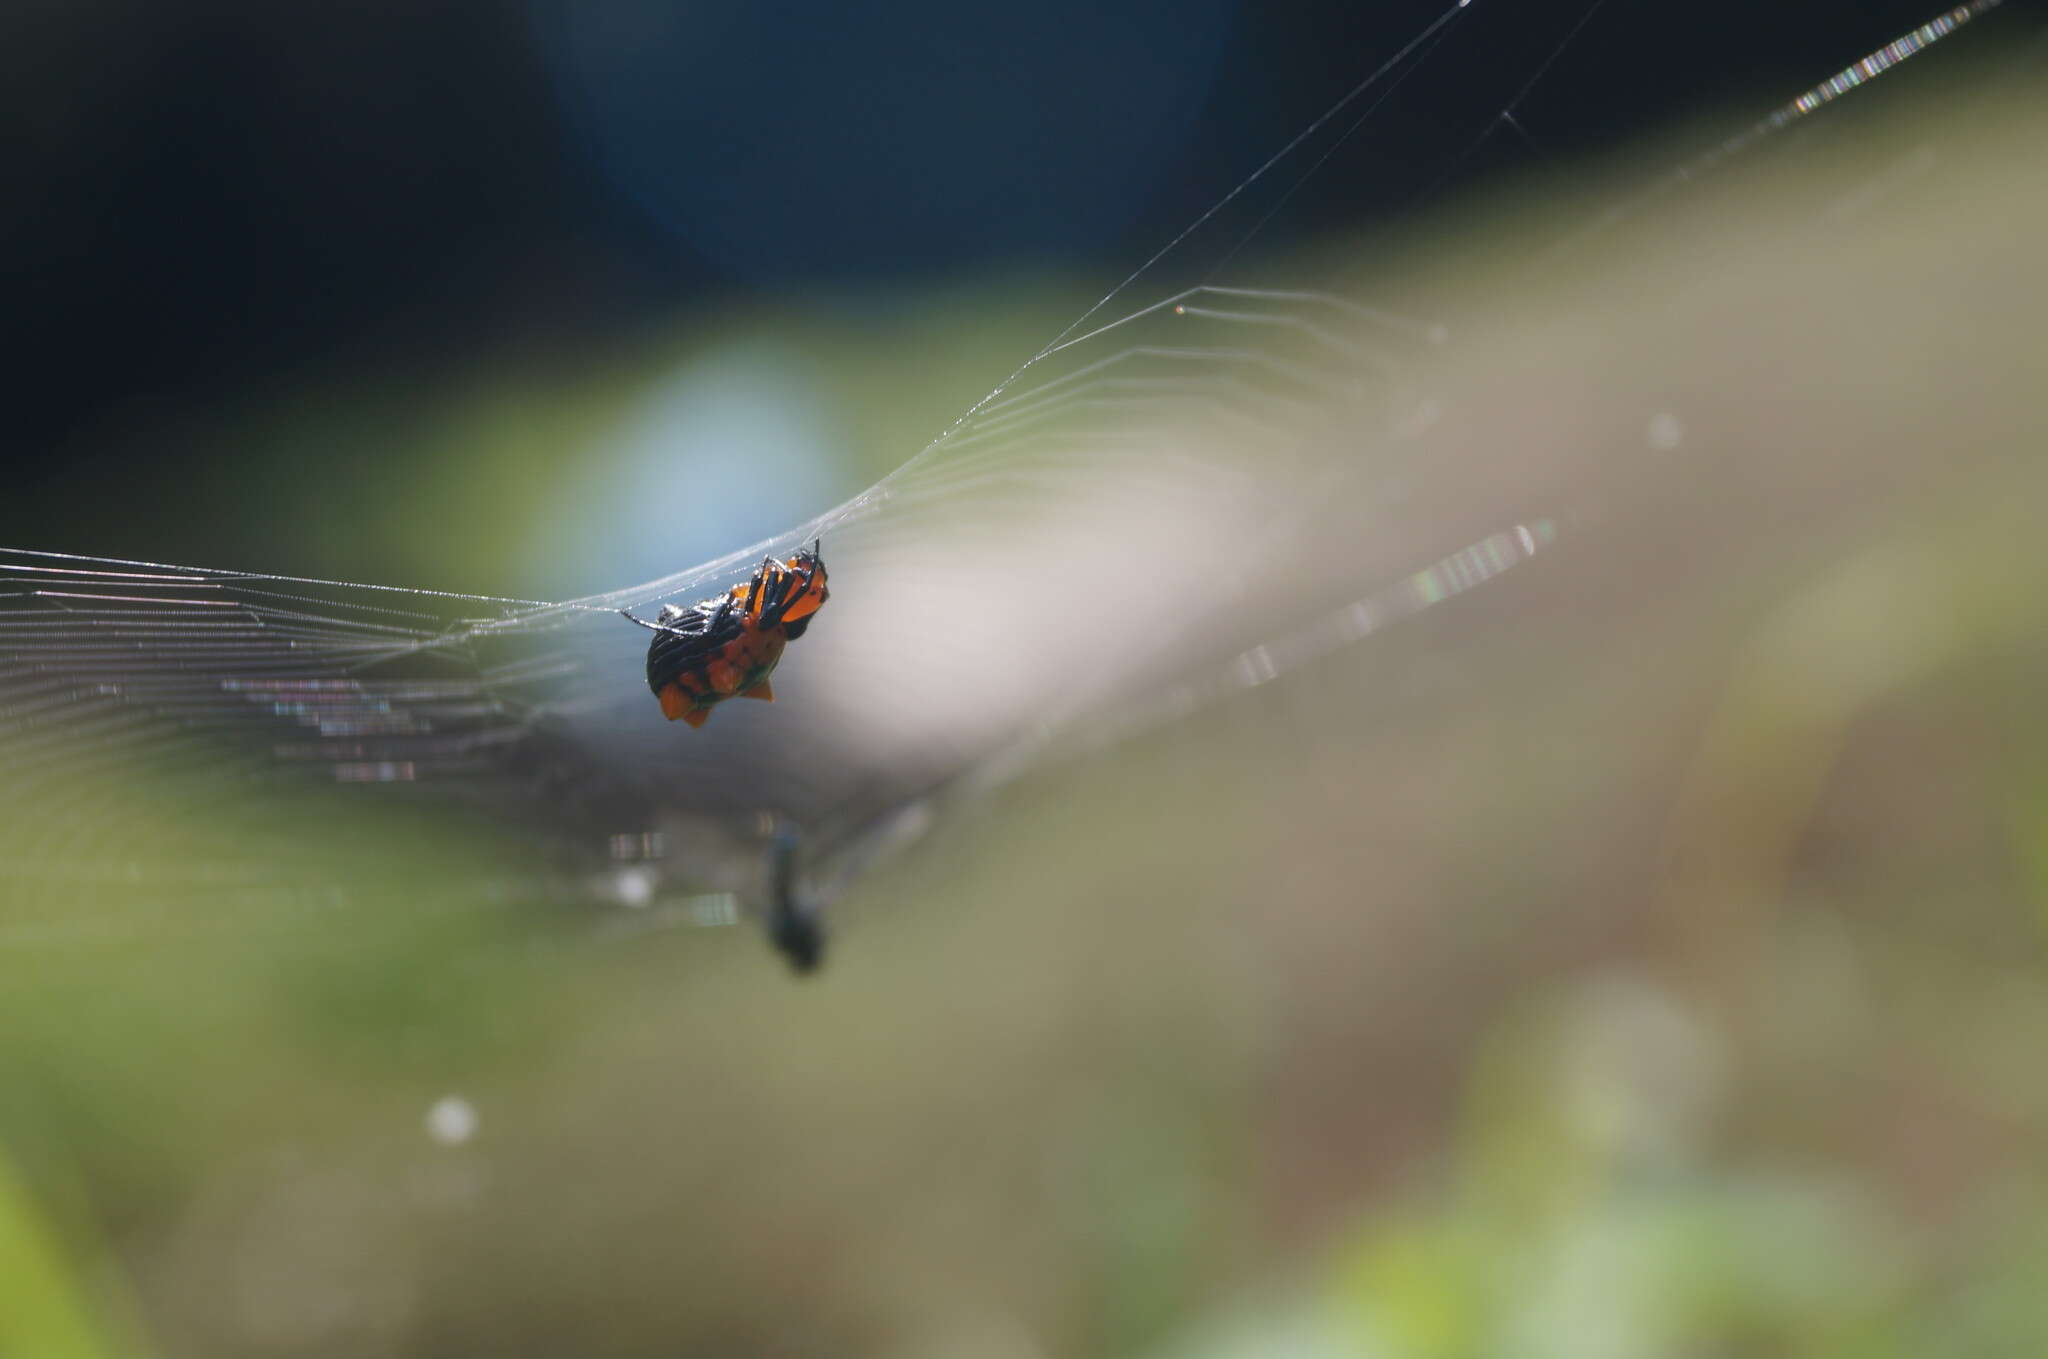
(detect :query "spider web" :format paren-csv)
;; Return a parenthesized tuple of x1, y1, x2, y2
(0, 283, 1463, 937)
(0, 0, 2033, 957)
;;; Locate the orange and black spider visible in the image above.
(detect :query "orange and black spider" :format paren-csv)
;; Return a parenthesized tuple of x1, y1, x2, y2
(619, 541, 829, 728)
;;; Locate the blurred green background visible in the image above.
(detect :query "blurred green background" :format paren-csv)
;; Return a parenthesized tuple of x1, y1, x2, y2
(7, 3, 2048, 1357)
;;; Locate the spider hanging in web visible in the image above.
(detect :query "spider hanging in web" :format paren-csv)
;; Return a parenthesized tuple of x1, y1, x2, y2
(619, 541, 829, 728)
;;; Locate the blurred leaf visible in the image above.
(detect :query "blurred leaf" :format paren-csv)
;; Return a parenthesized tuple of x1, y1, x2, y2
(0, 1149, 136, 1359)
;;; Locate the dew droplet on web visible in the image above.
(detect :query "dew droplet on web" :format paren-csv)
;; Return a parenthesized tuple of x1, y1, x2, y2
(425, 1095, 478, 1147)
(1647, 412, 1684, 451)
(610, 866, 656, 908)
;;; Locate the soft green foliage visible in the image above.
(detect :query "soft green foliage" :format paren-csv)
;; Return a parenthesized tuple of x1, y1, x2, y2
(0, 1149, 133, 1359)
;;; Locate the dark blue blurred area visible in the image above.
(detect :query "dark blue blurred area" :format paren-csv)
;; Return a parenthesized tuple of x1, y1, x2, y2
(529, 0, 1234, 283)
(5, 0, 2034, 530)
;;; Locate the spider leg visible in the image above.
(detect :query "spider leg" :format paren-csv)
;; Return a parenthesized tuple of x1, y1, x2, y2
(759, 546, 816, 630)
(757, 559, 800, 629)
(619, 607, 674, 633)
(738, 561, 761, 623)
(753, 555, 783, 624)
(771, 545, 826, 627)
(624, 602, 718, 636)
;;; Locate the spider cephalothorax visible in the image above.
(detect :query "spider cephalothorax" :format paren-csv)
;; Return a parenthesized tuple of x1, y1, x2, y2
(619, 542, 829, 728)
